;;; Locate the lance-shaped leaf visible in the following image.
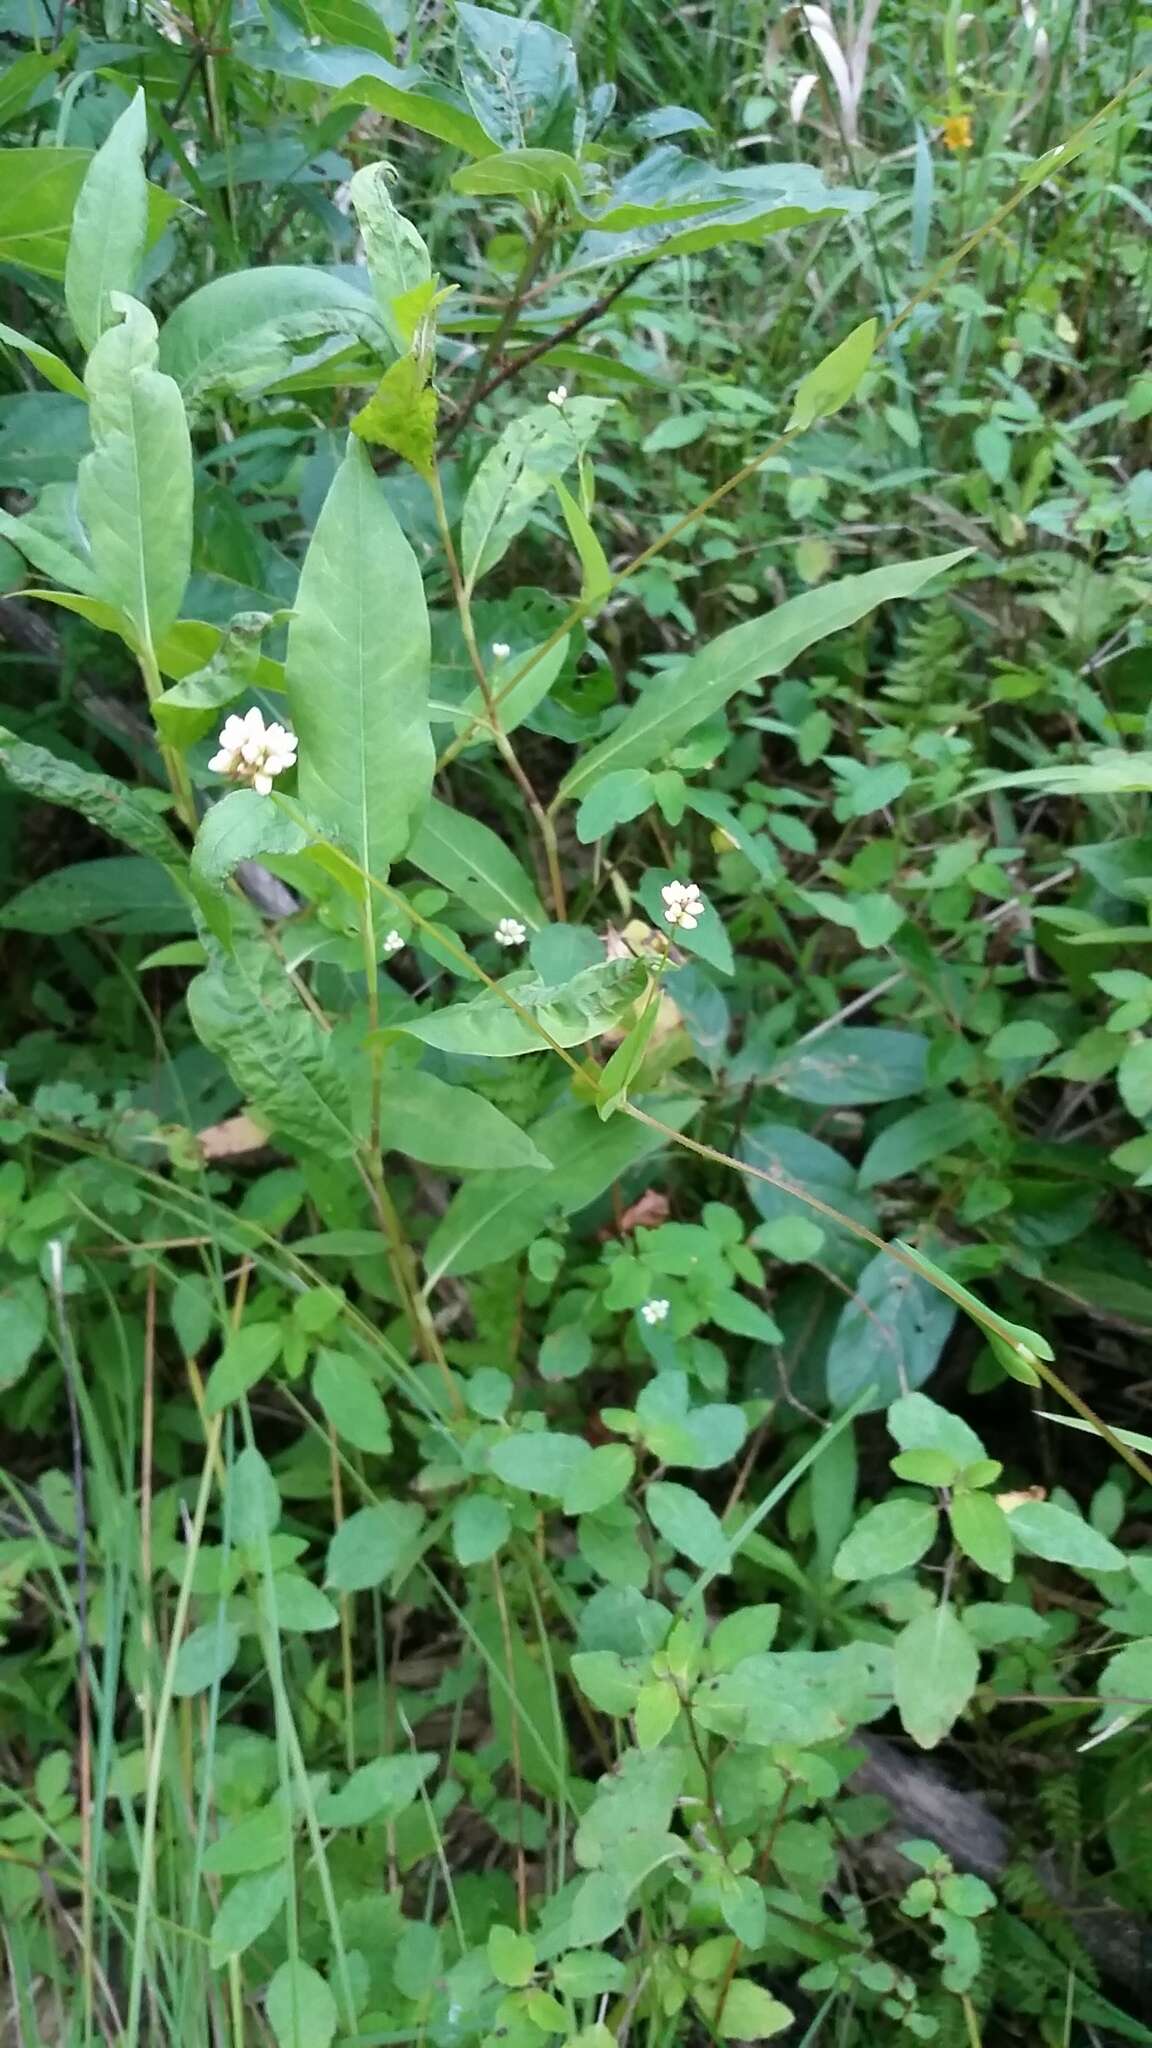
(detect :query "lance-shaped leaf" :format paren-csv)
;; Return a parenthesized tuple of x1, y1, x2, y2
(186, 942, 357, 1157)
(285, 437, 433, 882)
(0, 728, 186, 867)
(399, 956, 647, 1059)
(407, 797, 545, 928)
(348, 162, 431, 351)
(77, 295, 193, 659)
(64, 88, 149, 353)
(461, 400, 611, 589)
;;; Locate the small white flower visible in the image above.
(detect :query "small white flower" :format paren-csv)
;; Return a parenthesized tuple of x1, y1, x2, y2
(209, 706, 297, 796)
(382, 930, 404, 958)
(546, 385, 568, 408)
(661, 879, 705, 932)
(641, 1298, 670, 1326)
(491, 641, 511, 661)
(493, 917, 527, 948)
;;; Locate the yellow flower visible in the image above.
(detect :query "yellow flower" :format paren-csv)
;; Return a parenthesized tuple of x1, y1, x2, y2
(942, 112, 973, 152)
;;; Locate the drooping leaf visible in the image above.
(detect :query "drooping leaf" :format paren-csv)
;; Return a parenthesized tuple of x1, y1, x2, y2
(698, 1981, 793, 2042)
(348, 162, 431, 349)
(453, 148, 584, 204)
(285, 437, 433, 882)
(400, 956, 647, 1059)
(560, 554, 968, 799)
(0, 729, 186, 867)
(825, 1247, 957, 1413)
(0, 1276, 48, 1391)
(316, 1753, 436, 1828)
(0, 146, 181, 284)
(0, 856, 190, 935)
(158, 267, 390, 406)
(329, 64, 494, 157)
(646, 1481, 727, 1569)
(0, 318, 87, 399)
(64, 89, 149, 354)
(407, 796, 546, 928)
(858, 1098, 993, 1190)
(78, 295, 193, 658)
(455, 4, 580, 152)
(461, 400, 611, 589)
(186, 944, 358, 1157)
(893, 1602, 980, 1749)
(378, 1068, 551, 1171)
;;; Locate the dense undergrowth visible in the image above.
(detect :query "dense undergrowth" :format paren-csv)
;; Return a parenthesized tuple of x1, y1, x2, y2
(1, 1, 1151, 2043)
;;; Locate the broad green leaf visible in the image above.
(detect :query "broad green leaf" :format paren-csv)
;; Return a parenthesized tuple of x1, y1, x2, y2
(456, 4, 580, 152)
(888, 1393, 986, 1468)
(0, 505, 96, 593)
(555, 477, 612, 605)
(171, 1619, 240, 1698)
(950, 1491, 1014, 1582)
(158, 267, 390, 406)
(1004, 1499, 1124, 1573)
(64, 89, 149, 354)
(401, 956, 646, 1059)
(709, 1605, 780, 1672)
(192, 790, 306, 892)
(646, 1481, 727, 1569)
(0, 146, 181, 283)
(488, 1925, 535, 1989)
(378, 1067, 550, 1170)
(228, 1448, 281, 1546)
(461, 400, 611, 589)
(858, 1098, 992, 1190)
(693, 1645, 879, 1746)
(892, 1242, 1053, 1375)
(351, 354, 437, 477)
(453, 148, 583, 203)
(570, 1650, 643, 1715)
(451, 632, 571, 742)
(567, 1870, 634, 1947)
(425, 1095, 698, 1279)
(209, 1868, 287, 1967)
(0, 50, 60, 131)
(788, 317, 877, 431)
(78, 295, 193, 658)
(153, 611, 287, 748)
(833, 1498, 939, 1581)
(0, 729, 185, 867)
(0, 1276, 48, 1391)
(561, 553, 968, 799)
(0, 319, 87, 399)
(202, 1803, 287, 1877)
(893, 1602, 979, 1749)
(325, 1501, 424, 1591)
(285, 437, 433, 881)
(574, 152, 872, 267)
(489, 1430, 589, 1498)
(316, 1752, 436, 1827)
(186, 944, 358, 1158)
(0, 856, 189, 935)
(312, 1348, 392, 1454)
(348, 162, 431, 349)
(203, 1322, 283, 1416)
(698, 1981, 793, 2042)
(826, 1248, 956, 1414)
(473, 1595, 570, 1799)
(562, 1444, 634, 1515)
(266, 1961, 338, 2048)
(575, 768, 656, 845)
(766, 1027, 930, 1106)
(451, 1493, 510, 1565)
(331, 67, 494, 157)
(407, 796, 546, 928)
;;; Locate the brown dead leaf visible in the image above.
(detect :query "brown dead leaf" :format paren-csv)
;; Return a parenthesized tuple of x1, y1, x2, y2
(197, 1112, 271, 1161)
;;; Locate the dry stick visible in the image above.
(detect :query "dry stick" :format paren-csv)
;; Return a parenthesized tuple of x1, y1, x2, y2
(46, 1240, 93, 2048)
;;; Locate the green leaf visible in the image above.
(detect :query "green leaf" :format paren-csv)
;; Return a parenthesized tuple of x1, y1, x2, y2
(568, 1870, 634, 1947)
(425, 1095, 699, 1279)
(192, 790, 306, 892)
(595, 988, 661, 1117)
(451, 1493, 511, 1565)
(646, 1481, 727, 1569)
(348, 161, 431, 349)
(561, 553, 968, 799)
(461, 400, 611, 589)
(378, 1067, 550, 1171)
(351, 353, 437, 477)
(709, 1606, 780, 1672)
(407, 796, 546, 928)
(489, 1430, 589, 1499)
(157, 266, 389, 406)
(634, 1676, 680, 1749)
(456, 4, 580, 151)
(893, 1602, 980, 1749)
(203, 1322, 283, 1416)
(570, 1651, 643, 1715)
(312, 1348, 392, 1454)
(891, 1242, 1053, 1376)
(0, 728, 184, 869)
(562, 1444, 634, 1516)
(209, 1868, 287, 1967)
(266, 1960, 338, 2048)
(858, 1099, 991, 1190)
(0, 146, 181, 284)
(153, 611, 286, 749)
(228, 1448, 281, 1546)
(950, 1491, 1014, 1582)
(833, 1498, 939, 1581)
(699, 1981, 793, 2041)
(316, 1753, 436, 1827)
(986, 1019, 1060, 1062)
(451, 632, 572, 742)
(0, 1276, 48, 1391)
(171, 1619, 240, 1698)
(0, 318, 87, 399)
(1004, 1499, 1124, 1572)
(453, 148, 583, 204)
(268, 1574, 339, 1633)
(555, 477, 612, 606)
(488, 1924, 535, 1989)
(64, 89, 149, 354)
(325, 1501, 424, 1591)
(186, 945, 357, 1158)
(767, 1027, 930, 1106)
(888, 1393, 987, 1467)
(0, 856, 189, 935)
(575, 768, 656, 846)
(788, 317, 877, 431)
(202, 1803, 288, 1877)
(286, 438, 432, 879)
(401, 957, 646, 1059)
(826, 1248, 957, 1413)
(78, 295, 193, 657)
(1119, 1038, 1152, 1120)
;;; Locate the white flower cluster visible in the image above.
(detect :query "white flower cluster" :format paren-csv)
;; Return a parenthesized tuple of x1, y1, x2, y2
(661, 880, 704, 931)
(547, 385, 568, 408)
(382, 930, 405, 958)
(641, 1298, 670, 1326)
(210, 707, 297, 796)
(494, 917, 527, 948)
(491, 641, 511, 661)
